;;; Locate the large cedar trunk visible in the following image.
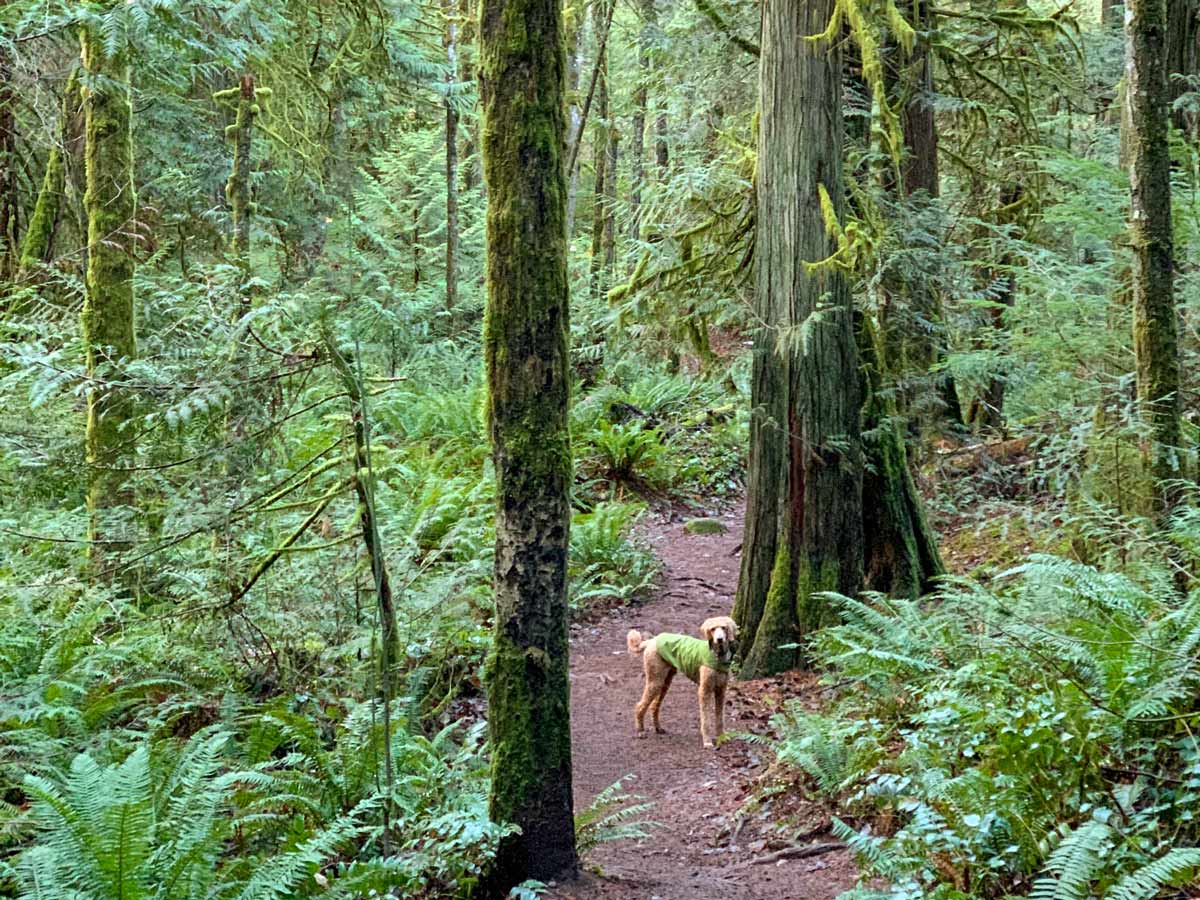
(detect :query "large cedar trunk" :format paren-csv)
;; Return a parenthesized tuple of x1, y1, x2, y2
(1166, 0, 1200, 135)
(479, 0, 578, 890)
(81, 26, 138, 579)
(1127, 0, 1182, 519)
(733, 0, 863, 677)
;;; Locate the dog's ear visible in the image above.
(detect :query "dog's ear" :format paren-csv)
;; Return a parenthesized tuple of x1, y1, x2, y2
(699, 618, 716, 640)
(726, 618, 738, 642)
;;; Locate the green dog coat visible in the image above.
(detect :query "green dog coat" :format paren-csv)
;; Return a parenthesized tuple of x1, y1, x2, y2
(654, 633, 729, 684)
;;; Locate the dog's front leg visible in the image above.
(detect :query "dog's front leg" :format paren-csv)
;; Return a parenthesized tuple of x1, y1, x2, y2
(714, 680, 727, 740)
(698, 669, 714, 749)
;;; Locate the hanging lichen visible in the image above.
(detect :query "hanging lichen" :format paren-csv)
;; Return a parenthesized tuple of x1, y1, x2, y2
(214, 75, 270, 287)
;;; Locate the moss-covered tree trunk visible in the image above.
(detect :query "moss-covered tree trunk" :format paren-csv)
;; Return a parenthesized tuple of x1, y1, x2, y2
(733, 0, 863, 678)
(966, 183, 1021, 431)
(859, 314, 944, 597)
(444, 0, 460, 310)
(81, 25, 137, 578)
(219, 74, 257, 291)
(1127, 0, 1182, 520)
(479, 0, 578, 890)
(18, 68, 82, 278)
(879, 0, 961, 429)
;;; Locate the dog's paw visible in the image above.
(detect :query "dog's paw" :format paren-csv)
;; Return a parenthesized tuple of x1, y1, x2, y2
(634, 731, 647, 740)
(655, 727, 667, 735)
(702, 741, 715, 750)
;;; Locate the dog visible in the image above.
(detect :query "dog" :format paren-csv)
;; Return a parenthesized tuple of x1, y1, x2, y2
(626, 616, 737, 749)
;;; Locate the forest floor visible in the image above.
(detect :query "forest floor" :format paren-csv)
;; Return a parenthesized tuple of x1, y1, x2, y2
(549, 502, 860, 900)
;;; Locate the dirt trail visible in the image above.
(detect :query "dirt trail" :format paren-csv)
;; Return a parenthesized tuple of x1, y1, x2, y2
(550, 504, 859, 900)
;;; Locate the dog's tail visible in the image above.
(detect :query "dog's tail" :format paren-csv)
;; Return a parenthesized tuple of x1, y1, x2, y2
(626, 629, 647, 655)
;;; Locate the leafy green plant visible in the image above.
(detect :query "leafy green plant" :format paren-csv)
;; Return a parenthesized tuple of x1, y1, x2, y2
(11, 730, 365, 900)
(574, 776, 659, 857)
(584, 420, 672, 491)
(778, 544, 1200, 900)
(569, 502, 661, 611)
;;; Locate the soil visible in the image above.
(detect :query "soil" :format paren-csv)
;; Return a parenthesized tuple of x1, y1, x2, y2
(549, 503, 860, 900)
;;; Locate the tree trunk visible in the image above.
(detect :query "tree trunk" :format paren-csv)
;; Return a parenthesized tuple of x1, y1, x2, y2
(1166, 0, 1200, 135)
(445, 0, 460, 310)
(18, 68, 82, 278)
(966, 183, 1021, 431)
(81, 25, 138, 579)
(630, 0, 650, 240)
(565, 10, 584, 237)
(479, 0, 578, 889)
(223, 75, 257, 289)
(655, 105, 669, 175)
(733, 0, 863, 678)
(859, 314, 944, 597)
(589, 0, 612, 300)
(0, 40, 17, 282)
(603, 124, 617, 273)
(1127, 0, 1182, 520)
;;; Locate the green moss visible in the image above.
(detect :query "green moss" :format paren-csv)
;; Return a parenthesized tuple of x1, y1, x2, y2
(18, 68, 78, 277)
(80, 25, 137, 574)
(479, 0, 577, 888)
(740, 540, 800, 677)
(684, 517, 727, 535)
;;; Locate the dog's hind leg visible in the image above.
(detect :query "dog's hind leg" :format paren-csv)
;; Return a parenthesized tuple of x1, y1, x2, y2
(634, 678, 655, 738)
(651, 669, 675, 734)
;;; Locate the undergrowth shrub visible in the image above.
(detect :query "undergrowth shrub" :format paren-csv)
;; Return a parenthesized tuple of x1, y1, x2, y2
(570, 502, 661, 610)
(777, 550, 1200, 900)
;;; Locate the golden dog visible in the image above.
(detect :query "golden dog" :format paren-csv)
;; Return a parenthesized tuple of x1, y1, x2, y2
(626, 616, 737, 749)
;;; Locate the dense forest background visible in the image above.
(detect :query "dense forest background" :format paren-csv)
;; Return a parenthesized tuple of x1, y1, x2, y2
(2, 0, 1200, 897)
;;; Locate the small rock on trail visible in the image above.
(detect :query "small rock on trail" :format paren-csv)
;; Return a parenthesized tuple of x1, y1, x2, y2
(552, 502, 859, 900)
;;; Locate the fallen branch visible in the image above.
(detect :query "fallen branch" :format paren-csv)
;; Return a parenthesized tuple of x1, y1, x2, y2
(749, 842, 844, 866)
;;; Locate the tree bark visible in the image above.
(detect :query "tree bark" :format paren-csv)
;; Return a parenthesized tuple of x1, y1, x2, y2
(1103, 0, 1121, 23)
(81, 25, 138, 579)
(223, 75, 257, 288)
(566, 10, 584, 236)
(858, 314, 944, 597)
(479, 0, 578, 889)
(1166, 0, 1200, 135)
(1127, 0, 1182, 520)
(733, 0, 863, 677)
(589, 0, 612, 299)
(445, 0, 460, 310)
(0, 39, 17, 282)
(630, 0, 649, 240)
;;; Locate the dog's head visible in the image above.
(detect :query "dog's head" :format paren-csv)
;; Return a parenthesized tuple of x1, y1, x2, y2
(700, 616, 738, 665)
